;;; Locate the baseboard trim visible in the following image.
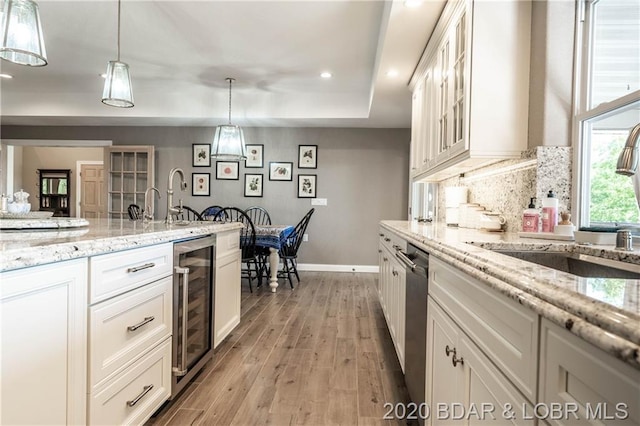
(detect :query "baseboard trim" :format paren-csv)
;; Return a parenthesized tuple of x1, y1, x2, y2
(296, 263, 379, 273)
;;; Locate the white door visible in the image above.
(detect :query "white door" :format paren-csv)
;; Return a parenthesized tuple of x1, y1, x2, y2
(81, 163, 105, 218)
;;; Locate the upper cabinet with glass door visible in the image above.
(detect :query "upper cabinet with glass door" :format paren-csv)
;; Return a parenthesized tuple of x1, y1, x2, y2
(104, 146, 155, 220)
(409, 0, 531, 181)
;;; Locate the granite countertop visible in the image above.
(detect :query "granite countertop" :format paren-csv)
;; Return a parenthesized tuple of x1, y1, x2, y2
(381, 220, 640, 369)
(0, 218, 243, 272)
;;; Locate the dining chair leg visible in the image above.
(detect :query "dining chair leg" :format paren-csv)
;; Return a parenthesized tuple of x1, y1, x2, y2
(292, 258, 301, 282)
(284, 258, 294, 289)
(245, 261, 253, 293)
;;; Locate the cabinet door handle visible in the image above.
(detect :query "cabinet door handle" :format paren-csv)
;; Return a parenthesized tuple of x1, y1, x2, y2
(445, 345, 455, 357)
(452, 354, 464, 367)
(384, 237, 391, 242)
(126, 262, 155, 273)
(127, 316, 155, 332)
(126, 384, 154, 407)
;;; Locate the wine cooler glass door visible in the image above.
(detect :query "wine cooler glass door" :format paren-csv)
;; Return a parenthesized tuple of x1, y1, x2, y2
(173, 240, 214, 394)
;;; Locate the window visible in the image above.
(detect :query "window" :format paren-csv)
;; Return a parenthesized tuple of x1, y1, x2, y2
(576, 0, 640, 228)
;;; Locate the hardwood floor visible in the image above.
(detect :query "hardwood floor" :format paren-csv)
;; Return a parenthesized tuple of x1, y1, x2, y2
(148, 272, 412, 425)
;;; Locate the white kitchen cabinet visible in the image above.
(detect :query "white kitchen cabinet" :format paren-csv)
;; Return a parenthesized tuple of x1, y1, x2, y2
(377, 227, 406, 371)
(88, 244, 173, 425)
(214, 229, 241, 348)
(539, 318, 640, 425)
(410, 0, 531, 181)
(426, 298, 534, 426)
(0, 259, 87, 426)
(429, 256, 538, 402)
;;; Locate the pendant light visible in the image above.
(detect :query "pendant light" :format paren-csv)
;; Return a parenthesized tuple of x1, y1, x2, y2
(0, 0, 47, 66)
(211, 78, 247, 161)
(102, 0, 134, 108)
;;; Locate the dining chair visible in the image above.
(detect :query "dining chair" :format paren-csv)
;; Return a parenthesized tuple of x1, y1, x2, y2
(127, 204, 142, 221)
(278, 208, 315, 288)
(245, 206, 272, 278)
(244, 206, 271, 225)
(201, 205, 224, 221)
(213, 207, 262, 292)
(172, 205, 202, 221)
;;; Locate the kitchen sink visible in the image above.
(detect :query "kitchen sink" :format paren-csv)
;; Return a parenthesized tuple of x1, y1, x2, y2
(491, 250, 640, 279)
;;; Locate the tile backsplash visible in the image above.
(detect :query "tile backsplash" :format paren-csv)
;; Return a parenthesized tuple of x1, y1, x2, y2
(437, 147, 572, 232)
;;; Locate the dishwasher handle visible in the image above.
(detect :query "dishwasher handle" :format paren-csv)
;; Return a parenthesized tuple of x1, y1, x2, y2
(396, 250, 417, 272)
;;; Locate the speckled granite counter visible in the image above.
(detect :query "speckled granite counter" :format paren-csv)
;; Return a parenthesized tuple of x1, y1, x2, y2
(381, 220, 640, 369)
(0, 219, 243, 272)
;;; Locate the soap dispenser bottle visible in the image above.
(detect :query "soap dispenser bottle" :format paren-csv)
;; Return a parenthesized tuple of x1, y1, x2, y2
(541, 190, 559, 233)
(522, 197, 539, 232)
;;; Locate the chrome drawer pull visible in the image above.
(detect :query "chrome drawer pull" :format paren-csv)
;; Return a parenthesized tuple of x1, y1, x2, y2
(445, 345, 455, 357)
(127, 316, 155, 332)
(452, 354, 464, 367)
(126, 384, 154, 407)
(126, 262, 155, 273)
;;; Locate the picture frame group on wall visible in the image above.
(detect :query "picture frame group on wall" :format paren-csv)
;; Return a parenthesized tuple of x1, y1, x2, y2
(298, 145, 317, 169)
(192, 144, 211, 167)
(245, 144, 264, 168)
(269, 162, 293, 181)
(192, 173, 210, 196)
(216, 161, 240, 180)
(298, 174, 317, 198)
(244, 174, 263, 197)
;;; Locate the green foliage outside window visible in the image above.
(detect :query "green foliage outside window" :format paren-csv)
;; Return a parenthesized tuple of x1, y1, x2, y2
(589, 131, 639, 224)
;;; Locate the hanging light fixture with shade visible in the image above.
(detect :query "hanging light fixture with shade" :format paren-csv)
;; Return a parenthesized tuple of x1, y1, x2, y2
(211, 77, 247, 161)
(0, 0, 47, 66)
(102, 0, 134, 108)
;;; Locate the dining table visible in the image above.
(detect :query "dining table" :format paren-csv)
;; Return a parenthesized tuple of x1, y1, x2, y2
(253, 224, 295, 292)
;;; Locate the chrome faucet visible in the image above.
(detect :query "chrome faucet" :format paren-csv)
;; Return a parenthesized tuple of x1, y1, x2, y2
(165, 168, 187, 224)
(616, 123, 640, 209)
(143, 187, 161, 222)
(616, 122, 640, 176)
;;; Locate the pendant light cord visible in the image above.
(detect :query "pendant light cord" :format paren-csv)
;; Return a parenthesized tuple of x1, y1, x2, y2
(117, 0, 121, 61)
(227, 78, 233, 124)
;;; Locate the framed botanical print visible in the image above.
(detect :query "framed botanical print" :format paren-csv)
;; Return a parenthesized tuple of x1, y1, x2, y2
(298, 174, 317, 198)
(244, 174, 263, 197)
(192, 173, 210, 196)
(245, 144, 264, 168)
(298, 145, 317, 169)
(216, 161, 239, 180)
(192, 144, 211, 167)
(269, 162, 293, 181)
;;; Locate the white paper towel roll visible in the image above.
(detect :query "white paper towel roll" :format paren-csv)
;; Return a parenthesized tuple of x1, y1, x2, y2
(445, 186, 468, 208)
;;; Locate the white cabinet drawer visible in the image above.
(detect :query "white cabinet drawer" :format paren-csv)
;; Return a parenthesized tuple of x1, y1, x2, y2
(216, 230, 240, 258)
(89, 338, 171, 426)
(430, 256, 539, 402)
(89, 277, 172, 387)
(89, 243, 172, 304)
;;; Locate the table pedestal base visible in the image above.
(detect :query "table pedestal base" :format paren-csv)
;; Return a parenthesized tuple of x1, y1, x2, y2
(268, 247, 279, 293)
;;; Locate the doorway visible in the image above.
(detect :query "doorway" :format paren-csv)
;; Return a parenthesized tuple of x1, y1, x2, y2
(78, 162, 105, 218)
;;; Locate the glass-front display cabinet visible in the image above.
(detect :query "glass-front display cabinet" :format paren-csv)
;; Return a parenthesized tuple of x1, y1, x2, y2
(38, 169, 71, 217)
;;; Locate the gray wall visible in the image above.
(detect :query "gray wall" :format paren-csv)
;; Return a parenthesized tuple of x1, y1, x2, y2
(1, 126, 410, 267)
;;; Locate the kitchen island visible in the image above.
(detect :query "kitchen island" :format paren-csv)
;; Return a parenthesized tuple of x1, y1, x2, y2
(0, 219, 243, 426)
(381, 220, 639, 425)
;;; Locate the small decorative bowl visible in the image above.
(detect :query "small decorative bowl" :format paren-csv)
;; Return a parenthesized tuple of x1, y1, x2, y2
(7, 203, 31, 214)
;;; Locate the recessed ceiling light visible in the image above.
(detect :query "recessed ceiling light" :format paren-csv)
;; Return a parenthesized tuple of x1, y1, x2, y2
(0, 73, 13, 79)
(320, 72, 332, 79)
(386, 70, 399, 78)
(403, 0, 423, 8)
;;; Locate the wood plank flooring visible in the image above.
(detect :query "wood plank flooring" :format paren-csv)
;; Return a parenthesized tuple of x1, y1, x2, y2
(148, 272, 412, 426)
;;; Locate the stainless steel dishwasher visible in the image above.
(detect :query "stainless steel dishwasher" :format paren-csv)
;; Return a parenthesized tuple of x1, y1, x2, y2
(396, 243, 429, 422)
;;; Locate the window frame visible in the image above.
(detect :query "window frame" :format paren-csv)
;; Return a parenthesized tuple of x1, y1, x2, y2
(572, 0, 640, 228)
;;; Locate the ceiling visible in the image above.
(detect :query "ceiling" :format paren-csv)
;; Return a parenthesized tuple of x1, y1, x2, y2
(0, 0, 445, 128)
